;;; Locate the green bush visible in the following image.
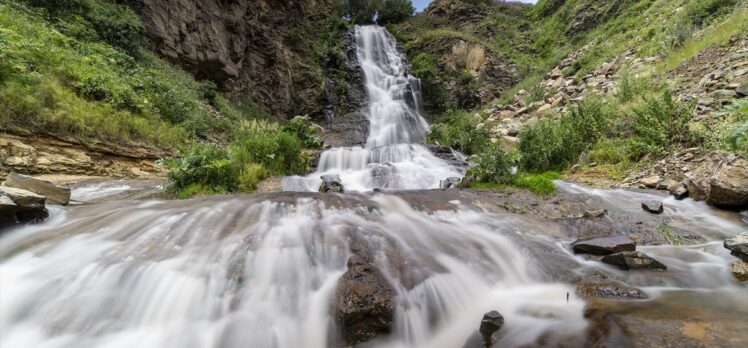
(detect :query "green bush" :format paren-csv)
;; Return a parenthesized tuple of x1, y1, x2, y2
(427, 110, 491, 155)
(231, 130, 307, 176)
(466, 143, 512, 183)
(166, 144, 235, 195)
(720, 99, 748, 156)
(281, 116, 323, 149)
(629, 89, 700, 158)
(519, 98, 608, 171)
(510, 172, 561, 196)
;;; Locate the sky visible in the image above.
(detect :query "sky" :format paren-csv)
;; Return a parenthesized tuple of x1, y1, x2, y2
(413, 0, 537, 12)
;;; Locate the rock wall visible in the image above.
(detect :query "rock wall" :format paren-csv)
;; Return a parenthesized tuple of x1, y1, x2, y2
(128, 0, 336, 118)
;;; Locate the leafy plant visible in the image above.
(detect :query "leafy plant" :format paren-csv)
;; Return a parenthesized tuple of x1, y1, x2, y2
(466, 143, 512, 183)
(629, 89, 699, 158)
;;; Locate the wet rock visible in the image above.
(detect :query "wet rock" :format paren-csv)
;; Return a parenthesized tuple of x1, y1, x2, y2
(641, 200, 664, 214)
(583, 209, 606, 218)
(669, 184, 688, 200)
(334, 236, 395, 345)
(706, 159, 748, 209)
(479, 310, 504, 346)
(319, 175, 344, 193)
(4, 172, 70, 205)
(601, 251, 667, 270)
(731, 260, 748, 281)
(0, 187, 48, 228)
(723, 232, 748, 262)
(572, 236, 636, 255)
(441, 177, 463, 189)
(576, 280, 648, 299)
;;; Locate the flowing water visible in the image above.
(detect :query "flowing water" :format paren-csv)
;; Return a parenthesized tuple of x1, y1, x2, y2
(1, 25, 747, 348)
(284, 26, 463, 192)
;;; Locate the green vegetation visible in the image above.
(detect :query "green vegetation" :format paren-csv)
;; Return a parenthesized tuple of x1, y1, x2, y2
(659, 226, 683, 246)
(338, 0, 415, 24)
(427, 110, 491, 155)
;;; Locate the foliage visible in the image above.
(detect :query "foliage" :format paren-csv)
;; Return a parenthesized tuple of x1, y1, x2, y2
(466, 143, 512, 183)
(629, 89, 700, 158)
(166, 127, 311, 197)
(720, 98, 748, 156)
(518, 98, 608, 172)
(510, 172, 561, 196)
(281, 116, 323, 149)
(378, 0, 416, 25)
(427, 110, 491, 155)
(338, 0, 414, 24)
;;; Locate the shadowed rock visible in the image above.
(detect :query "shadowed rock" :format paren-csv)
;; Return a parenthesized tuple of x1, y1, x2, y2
(724, 232, 748, 261)
(707, 158, 748, 209)
(5, 172, 70, 205)
(572, 236, 636, 255)
(641, 200, 663, 214)
(601, 251, 666, 270)
(334, 233, 395, 345)
(320, 175, 344, 193)
(0, 187, 48, 228)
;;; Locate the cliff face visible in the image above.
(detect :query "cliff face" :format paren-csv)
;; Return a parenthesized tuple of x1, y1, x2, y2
(129, 0, 336, 118)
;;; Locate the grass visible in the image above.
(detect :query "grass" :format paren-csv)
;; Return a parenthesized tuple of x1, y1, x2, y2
(659, 225, 683, 246)
(468, 171, 561, 196)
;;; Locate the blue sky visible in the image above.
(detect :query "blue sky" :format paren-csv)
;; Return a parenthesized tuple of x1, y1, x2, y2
(413, 0, 537, 12)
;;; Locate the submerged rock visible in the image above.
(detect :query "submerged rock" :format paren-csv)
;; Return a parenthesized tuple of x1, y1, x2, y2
(4, 172, 71, 205)
(641, 200, 664, 214)
(572, 236, 636, 255)
(441, 177, 463, 189)
(731, 260, 748, 281)
(334, 236, 395, 345)
(601, 251, 667, 270)
(576, 280, 648, 299)
(319, 175, 344, 193)
(724, 232, 748, 262)
(707, 159, 748, 209)
(0, 187, 48, 228)
(583, 209, 606, 218)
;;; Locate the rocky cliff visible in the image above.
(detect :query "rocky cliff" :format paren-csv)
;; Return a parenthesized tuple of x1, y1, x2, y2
(128, 0, 338, 118)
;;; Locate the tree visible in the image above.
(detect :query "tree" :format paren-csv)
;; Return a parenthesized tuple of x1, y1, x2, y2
(377, 0, 415, 24)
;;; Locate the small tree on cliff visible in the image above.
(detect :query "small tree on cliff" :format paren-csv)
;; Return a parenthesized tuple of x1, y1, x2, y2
(338, 0, 414, 24)
(377, 0, 416, 24)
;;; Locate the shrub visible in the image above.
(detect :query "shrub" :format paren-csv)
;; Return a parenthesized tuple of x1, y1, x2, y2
(237, 163, 269, 192)
(466, 143, 512, 183)
(281, 116, 323, 149)
(231, 130, 307, 175)
(510, 172, 561, 196)
(427, 110, 491, 155)
(519, 98, 608, 171)
(629, 89, 699, 158)
(166, 144, 235, 195)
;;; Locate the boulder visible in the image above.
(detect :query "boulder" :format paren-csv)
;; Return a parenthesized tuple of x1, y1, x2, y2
(0, 187, 49, 228)
(334, 237, 394, 345)
(440, 177, 463, 189)
(731, 260, 748, 281)
(576, 280, 648, 299)
(706, 159, 748, 209)
(641, 200, 664, 214)
(668, 183, 688, 200)
(479, 310, 504, 346)
(572, 236, 636, 255)
(723, 232, 748, 262)
(686, 177, 708, 201)
(319, 175, 344, 193)
(583, 209, 606, 218)
(639, 175, 660, 188)
(4, 172, 71, 205)
(601, 251, 667, 270)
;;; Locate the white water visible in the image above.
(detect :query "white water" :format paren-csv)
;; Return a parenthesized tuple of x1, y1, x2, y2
(285, 26, 463, 192)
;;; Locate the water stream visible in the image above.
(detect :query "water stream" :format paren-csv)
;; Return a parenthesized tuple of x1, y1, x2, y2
(1, 26, 746, 348)
(285, 26, 463, 192)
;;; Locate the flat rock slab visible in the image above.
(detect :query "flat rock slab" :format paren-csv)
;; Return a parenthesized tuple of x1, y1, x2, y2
(641, 200, 664, 214)
(0, 187, 45, 208)
(724, 232, 748, 262)
(601, 251, 667, 270)
(5, 172, 70, 205)
(576, 280, 649, 300)
(731, 260, 748, 281)
(572, 236, 636, 255)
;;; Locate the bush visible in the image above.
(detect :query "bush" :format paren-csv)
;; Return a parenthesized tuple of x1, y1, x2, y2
(629, 89, 699, 158)
(519, 98, 608, 171)
(466, 143, 512, 183)
(378, 0, 415, 25)
(427, 110, 491, 155)
(166, 144, 235, 194)
(510, 172, 561, 196)
(281, 116, 323, 149)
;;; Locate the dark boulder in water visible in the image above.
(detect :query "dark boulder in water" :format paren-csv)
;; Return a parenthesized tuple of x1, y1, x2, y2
(601, 251, 667, 270)
(571, 236, 636, 255)
(479, 310, 504, 345)
(334, 234, 395, 345)
(440, 177, 463, 189)
(0, 187, 49, 229)
(319, 175, 344, 193)
(724, 232, 748, 262)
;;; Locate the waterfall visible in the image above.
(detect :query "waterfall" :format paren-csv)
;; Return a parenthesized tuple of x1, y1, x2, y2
(284, 26, 463, 192)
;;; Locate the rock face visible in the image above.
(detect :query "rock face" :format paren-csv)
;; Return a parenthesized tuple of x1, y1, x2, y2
(731, 260, 748, 281)
(129, 0, 335, 118)
(319, 175, 344, 193)
(4, 173, 70, 205)
(706, 159, 748, 209)
(0, 187, 49, 228)
(601, 251, 667, 270)
(571, 236, 636, 255)
(334, 235, 395, 345)
(724, 232, 748, 262)
(641, 200, 664, 214)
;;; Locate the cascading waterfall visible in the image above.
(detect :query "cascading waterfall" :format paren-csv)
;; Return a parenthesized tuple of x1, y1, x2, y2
(285, 26, 463, 192)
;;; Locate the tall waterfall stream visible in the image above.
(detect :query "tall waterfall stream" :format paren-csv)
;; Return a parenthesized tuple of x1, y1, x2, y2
(1, 26, 746, 348)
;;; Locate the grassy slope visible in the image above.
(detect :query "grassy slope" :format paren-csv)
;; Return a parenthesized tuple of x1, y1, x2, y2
(0, 2, 268, 150)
